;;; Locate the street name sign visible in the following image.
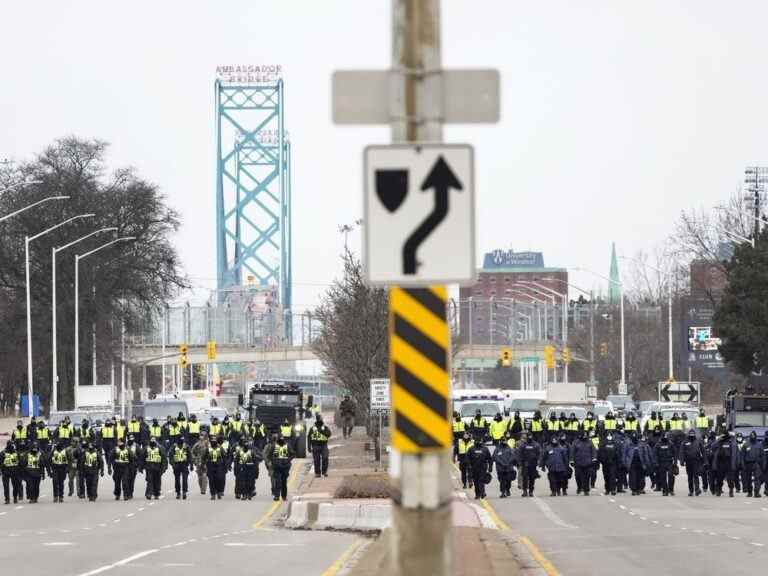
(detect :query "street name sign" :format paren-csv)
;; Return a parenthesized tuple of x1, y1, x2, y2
(364, 144, 475, 285)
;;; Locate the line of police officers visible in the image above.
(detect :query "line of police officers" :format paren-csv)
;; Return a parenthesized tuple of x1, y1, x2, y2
(453, 408, 768, 500)
(1, 411, 332, 504)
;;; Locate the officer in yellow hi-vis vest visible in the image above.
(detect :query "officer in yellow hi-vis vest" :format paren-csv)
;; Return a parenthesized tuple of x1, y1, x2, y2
(171, 437, 192, 500)
(271, 436, 293, 501)
(81, 443, 104, 502)
(23, 444, 45, 503)
(1, 442, 23, 504)
(309, 415, 332, 478)
(143, 438, 166, 500)
(456, 432, 474, 489)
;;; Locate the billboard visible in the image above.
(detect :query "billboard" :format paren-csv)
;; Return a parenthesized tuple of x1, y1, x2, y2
(482, 250, 544, 270)
(680, 297, 727, 374)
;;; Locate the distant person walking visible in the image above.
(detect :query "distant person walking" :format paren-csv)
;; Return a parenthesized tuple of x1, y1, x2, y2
(339, 395, 356, 439)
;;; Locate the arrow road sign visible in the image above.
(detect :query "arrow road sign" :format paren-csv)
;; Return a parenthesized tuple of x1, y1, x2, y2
(364, 144, 475, 285)
(658, 381, 700, 403)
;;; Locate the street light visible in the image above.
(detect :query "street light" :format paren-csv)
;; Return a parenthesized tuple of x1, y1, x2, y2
(619, 256, 675, 383)
(573, 267, 625, 391)
(74, 237, 135, 410)
(0, 195, 69, 224)
(25, 212, 94, 420)
(51, 227, 118, 411)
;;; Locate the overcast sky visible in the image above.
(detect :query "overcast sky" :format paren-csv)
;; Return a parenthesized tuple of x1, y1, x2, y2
(2, 1, 767, 309)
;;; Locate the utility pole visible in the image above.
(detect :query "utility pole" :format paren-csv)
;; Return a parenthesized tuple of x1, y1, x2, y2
(389, 2, 451, 575)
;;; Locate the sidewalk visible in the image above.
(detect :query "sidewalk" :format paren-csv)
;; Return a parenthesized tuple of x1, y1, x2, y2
(284, 425, 546, 575)
(0, 417, 17, 437)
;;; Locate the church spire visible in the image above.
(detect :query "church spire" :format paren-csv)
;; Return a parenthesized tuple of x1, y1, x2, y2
(609, 242, 620, 304)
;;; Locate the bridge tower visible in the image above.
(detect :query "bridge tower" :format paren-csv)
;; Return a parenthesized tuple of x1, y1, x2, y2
(215, 67, 292, 312)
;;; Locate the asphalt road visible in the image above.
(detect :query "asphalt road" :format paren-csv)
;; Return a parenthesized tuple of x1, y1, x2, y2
(483, 469, 768, 576)
(0, 461, 359, 576)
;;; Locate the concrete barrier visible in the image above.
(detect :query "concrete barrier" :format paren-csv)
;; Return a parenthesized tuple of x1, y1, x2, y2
(285, 499, 391, 532)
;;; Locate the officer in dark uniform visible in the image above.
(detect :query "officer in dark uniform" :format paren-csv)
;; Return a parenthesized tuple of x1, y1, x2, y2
(467, 438, 492, 499)
(49, 441, 70, 503)
(1, 442, 23, 504)
(456, 432, 474, 489)
(542, 437, 569, 497)
(309, 415, 332, 478)
(110, 439, 133, 500)
(741, 431, 763, 497)
(653, 433, 677, 496)
(679, 428, 705, 496)
(598, 432, 620, 495)
(82, 443, 104, 502)
(492, 437, 516, 498)
(570, 431, 597, 496)
(712, 432, 740, 497)
(518, 432, 542, 497)
(186, 414, 201, 447)
(204, 437, 227, 500)
(143, 438, 166, 500)
(234, 440, 260, 500)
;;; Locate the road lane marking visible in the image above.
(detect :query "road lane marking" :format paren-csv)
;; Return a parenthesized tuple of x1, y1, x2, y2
(15, 506, 23, 510)
(252, 463, 301, 529)
(162, 564, 194, 568)
(321, 539, 365, 576)
(223, 542, 292, 547)
(751, 543, 765, 547)
(125, 513, 134, 518)
(43, 542, 74, 546)
(76, 549, 158, 576)
(0, 512, 6, 516)
(480, 500, 511, 531)
(519, 536, 561, 576)
(531, 497, 578, 529)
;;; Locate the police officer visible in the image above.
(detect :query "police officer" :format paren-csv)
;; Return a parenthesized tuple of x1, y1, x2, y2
(546, 411, 560, 443)
(234, 440, 259, 500)
(570, 431, 597, 496)
(251, 418, 267, 451)
(339, 394, 356, 439)
(582, 411, 598, 437)
(127, 416, 142, 445)
(598, 432, 620, 496)
(1, 442, 23, 504)
(564, 412, 580, 444)
(694, 408, 710, 438)
(624, 433, 651, 496)
(143, 438, 166, 500)
(712, 431, 740, 497)
(170, 437, 192, 500)
(187, 414, 201, 446)
(49, 441, 70, 503)
(623, 412, 639, 435)
(542, 436, 569, 497)
(679, 428, 705, 496)
(205, 437, 227, 500)
(124, 435, 141, 499)
(111, 439, 133, 500)
(100, 419, 117, 469)
(228, 413, 246, 446)
(741, 431, 763, 498)
(56, 416, 74, 447)
(271, 435, 292, 501)
(469, 409, 489, 444)
(35, 420, 51, 454)
(68, 438, 84, 498)
(602, 411, 618, 437)
(653, 433, 677, 496)
(456, 432, 474, 489)
(452, 411, 466, 458)
(518, 432, 542, 498)
(76, 419, 95, 444)
(529, 410, 545, 445)
(148, 418, 163, 445)
(492, 436, 516, 498)
(644, 411, 662, 436)
(11, 421, 28, 449)
(23, 444, 45, 503)
(467, 437, 492, 499)
(309, 415, 332, 478)
(82, 443, 104, 502)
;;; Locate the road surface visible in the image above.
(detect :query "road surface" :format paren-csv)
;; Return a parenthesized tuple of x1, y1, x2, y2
(483, 470, 768, 575)
(0, 462, 359, 576)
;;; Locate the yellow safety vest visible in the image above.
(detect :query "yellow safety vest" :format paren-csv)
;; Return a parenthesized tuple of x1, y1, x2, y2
(210, 424, 222, 437)
(101, 426, 115, 439)
(209, 448, 222, 462)
(79, 427, 93, 439)
(150, 425, 163, 438)
(173, 447, 188, 464)
(624, 420, 638, 431)
(280, 425, 292, 438)
(188, 422, 200, 434)
(566, 421, 580, 432)
(84, 451, 99, 468)
(695, 416, 709, 429)
(457, 438, 473, 454)
(27, 454, 41, 469)
(490, 420, 507, 440)
(591, 437, 600, 449)
(168, 424, 181, 437)
(648, 418, 661, 430)
(238, 450, 253, 465)
(146, 448, 162, 463)
(116, 425, 126, 440)
(230, 420, 243, 432)
(52, 450, 68, 466)
(3, 453, 18, 467)
(58, 425, 71, 439)
(507, 438, 517, 449)
(669, 420, 683, 431)
(115, 449, 130, 464)
(548, 420, 560, 431)
(276, 445, 289, 459)
(12, 428, 27, 440)
(36, 427, 50, 440)
(178, 420, 188, 430)
(531, 420, 543, 433)
(453, 420, 466, 433)
(310, 427, 329, 442)
(583, 419, 597, 431)
(604, 419, 617, 430)
(128, 421, 141, 434)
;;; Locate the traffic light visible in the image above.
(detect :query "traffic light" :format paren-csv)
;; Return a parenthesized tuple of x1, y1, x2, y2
(179, 344, 189, 368)
(544, 345, 555, 369)
(561, 346, 572, 365)
(207, 340, 217, 361)
(500, 347, 512, 367)
(600, 342, 608, 357)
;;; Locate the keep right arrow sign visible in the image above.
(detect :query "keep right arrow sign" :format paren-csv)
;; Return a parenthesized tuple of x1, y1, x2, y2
(658, 381, 700, 403)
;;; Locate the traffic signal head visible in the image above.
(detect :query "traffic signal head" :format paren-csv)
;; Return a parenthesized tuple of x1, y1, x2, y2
(544, 345, 555, 369)
(500, 348, 512, 367)
(180, 344, 189, 355)
(600, 342, 608, 357)
(562, 347, 572, 365)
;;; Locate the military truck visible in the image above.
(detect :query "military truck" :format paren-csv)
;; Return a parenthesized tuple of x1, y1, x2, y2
(246, 382, 307, 458)
(722, 389, 768, 438)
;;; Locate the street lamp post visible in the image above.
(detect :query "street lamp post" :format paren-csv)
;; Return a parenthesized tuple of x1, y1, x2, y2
(574, 268, 625, 391)
(0, 195, 69, 224)
(51, 227, 117, 411)
(25, 212, 93, 419)
(74, 237, 135, 410)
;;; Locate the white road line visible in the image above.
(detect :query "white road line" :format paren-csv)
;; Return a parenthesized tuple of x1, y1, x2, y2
(162, 564, 194, 568)
(138, 507, 145, 512)
(708, 532, 718, 536)
(125, 513, 135, 518)
(15, 506, 23, 510)
(751, 543, 765, 547)
(652, 521, 659, 525)
(618, 505, 626, 510)
(664, 524, 672, 528)
(0, 512, 6, 516)
(730, 536, 741, 541)
(531, 497, 578, 529)
(223, 543, 291, 547)
(43, 542, 75, 547)
(609, 498, 616, 503)
(76, 549, 158, 576)
(98, 524, 107, 528)
(629, 512, 636, 516)
(640, 517, 647, 521)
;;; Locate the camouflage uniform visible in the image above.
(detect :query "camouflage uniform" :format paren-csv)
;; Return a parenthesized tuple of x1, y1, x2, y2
(191, 436, 210, 495)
